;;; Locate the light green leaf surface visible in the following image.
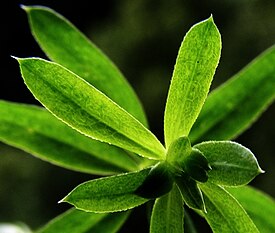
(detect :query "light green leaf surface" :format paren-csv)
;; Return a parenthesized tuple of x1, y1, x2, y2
(200, 182, 259, 233)
(190, 46, 275, 143)
(150, 185, 184, 233)
(62, 168, 150, 213)
(0, 100, 138, 175)
(227, 186, 275, 233)
(23, 5, 148, 127)
(17, 58, 165, 160)
(36, 208, 129, 233)
(194, 141, 263, 186)
(164, 16, 221, 147)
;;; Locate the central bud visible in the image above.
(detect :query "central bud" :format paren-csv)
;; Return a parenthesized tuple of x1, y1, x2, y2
(166, 136, 211, 182)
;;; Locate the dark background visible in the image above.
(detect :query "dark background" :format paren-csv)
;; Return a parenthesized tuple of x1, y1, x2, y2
(1, 0, 274, 232)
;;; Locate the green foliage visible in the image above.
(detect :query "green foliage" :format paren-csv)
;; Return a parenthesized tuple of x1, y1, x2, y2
(17, 58, 165, 160)
(150, 185, 184, 233)
(194, 141, 263, 186)
(200, 182, 259, 233)
(164, 16, 221, 147)
(23, 5, 148, 127)
(227, 186, 275, 233)
(62, 169, 150, 213)
(36, 208, 129, 233)
(1, 5, 275, 233)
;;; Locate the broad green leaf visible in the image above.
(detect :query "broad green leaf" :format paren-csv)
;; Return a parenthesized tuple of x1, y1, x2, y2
(0, 100, 139, 175)
(227, 186, 275, 233)
(23, 5, 148, 127)
(200, 182, 259, 233)
(36, 208, 129, 233)
(61, 168, 151, 213)
(17, 58, 166, 160)
(194, 141, 263, 186)
(190, 46, 275, 143)
(175, 172, 205, 211)
(150, 185, 184, 233)
(164, 16, 221, 147)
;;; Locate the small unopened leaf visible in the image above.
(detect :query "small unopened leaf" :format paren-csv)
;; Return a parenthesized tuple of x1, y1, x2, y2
(200, 182, 259, 233)
(194, 141, 263, 186)
(227, 186, 275, 233)
(61, 169, 150, 213)
(190, 46, 275, 143)
(164, 16, 221, 147)
(150, 185, 184, 233)
(175, 172, 205, 211)
(37, 208, 129, 233)
(23, 5, 148, 126)
(0, 100, 138, 175)
(17, 58, 165, 160)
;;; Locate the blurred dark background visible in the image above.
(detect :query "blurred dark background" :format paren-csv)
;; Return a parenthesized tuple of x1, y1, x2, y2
(1, 0, 274, 232)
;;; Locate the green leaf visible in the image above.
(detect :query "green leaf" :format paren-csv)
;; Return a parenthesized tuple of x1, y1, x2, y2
(190, 46, 275, 143)
(16, 58, 165, 160)
(135, 162, 174, 199)
(164, 16, 221, 147)
(175, 172, 205, 211)
(150, 185, 184, 233)
(194, 141, 263, 186)
(61, 168, 151, 213)
(0, 100, 138, 175)
(200, 182, 259, 233)
(36, 208, 129, 233)
(227, 186, 275, 233)
(23, 5, 148, 127)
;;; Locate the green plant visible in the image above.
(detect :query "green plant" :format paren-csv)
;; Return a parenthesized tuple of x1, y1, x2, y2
(1, 5, 275, 232)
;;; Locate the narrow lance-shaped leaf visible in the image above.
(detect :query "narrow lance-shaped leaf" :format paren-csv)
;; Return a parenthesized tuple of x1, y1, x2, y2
(164, 16, 221, 147)
(37, 208, 130, 233)
(194, 141, 263, 186)
(0, 100, 140, 175)
(61, 168, 151, 213)
(190, 46, 275, 143)
(16, 58, 166, 160)
(150, 185, 184, 233)
(23, 5, 148, 126)
(175, 172, 205, 211)
(199, 182, 259, 233)
(227, 186, 275, 233)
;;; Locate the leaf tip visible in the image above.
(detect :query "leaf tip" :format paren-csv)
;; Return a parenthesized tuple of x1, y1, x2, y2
(20, 4, 30, 12)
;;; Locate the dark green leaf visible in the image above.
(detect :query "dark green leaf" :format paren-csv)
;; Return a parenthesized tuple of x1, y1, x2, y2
(200, 182, 259, 233)
(227, 186, 275, 233)
(135, 162, 174, 199)
(61, 169, 151, 213)
(190, 46, 275, 143)
(17, 58, 166, 160)
(194, 141, 263, 186)
(175, 172, 205, 211)
(164, 16, 221, 147)
(150, 185, 184, 233)
(0, 100, 138, 175)
(36, 208, 129, 233)
(23, 5, 148, 126)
